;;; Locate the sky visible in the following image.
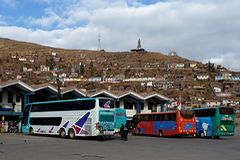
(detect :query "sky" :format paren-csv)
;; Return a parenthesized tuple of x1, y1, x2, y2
(0, 0, 239, 71)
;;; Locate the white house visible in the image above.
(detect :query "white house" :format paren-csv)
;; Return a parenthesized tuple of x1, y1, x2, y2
(40, 65, 50, 72)
(213, 87, 222, 93)
(197, 75, 209, 80)
(18, 57, 27, 62)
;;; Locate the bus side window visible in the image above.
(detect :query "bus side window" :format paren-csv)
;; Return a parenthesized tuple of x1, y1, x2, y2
(196, 109, 216, 117)
(209, 109, 215, 117)
(153, 114, 157, 121)
(159, 114, 163, 121)
(144, 115, 148, 121)
(172, 114, 176, 121)
(149, 115, 154, 121)
(163, 114, 168, 121)
(79, 100, 95, 110)
(196, 110, 205, 117)
(156, 114, 163, 121)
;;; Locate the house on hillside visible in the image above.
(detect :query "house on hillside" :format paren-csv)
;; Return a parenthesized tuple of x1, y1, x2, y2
(175, 63, 185, 68)
(18, 57, 27, 62)
(29, 59, 35, 63)
(205, 100, 221, 107)
(40, 65, 50, 72)
(168, 51, 177, 56)
(52, 52, 57, 56)
(190, 63, 197, 68)
(175, 75, 185, 81)
(196, 75, 209, 80)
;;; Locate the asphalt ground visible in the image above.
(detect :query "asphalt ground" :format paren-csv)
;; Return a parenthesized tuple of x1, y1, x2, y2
(0, 128, 240, 160)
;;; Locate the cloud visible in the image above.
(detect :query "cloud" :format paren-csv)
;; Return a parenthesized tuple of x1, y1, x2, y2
(207, 53, 240, 72)
(27, 10, 62, 28)
(0, 0, 240, 71)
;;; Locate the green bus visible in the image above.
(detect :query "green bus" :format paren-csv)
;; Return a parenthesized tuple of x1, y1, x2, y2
(193, 107, 235, 138)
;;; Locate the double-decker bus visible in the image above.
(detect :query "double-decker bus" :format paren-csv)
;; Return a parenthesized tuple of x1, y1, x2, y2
(22, 98, 115, 139)
(193, 107, 235, 138)
(132, 110, 196, 137)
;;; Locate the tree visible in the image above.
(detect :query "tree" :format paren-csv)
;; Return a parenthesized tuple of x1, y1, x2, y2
(89, 61, 94, 76)
(79, 63, 85, 76)
(46, 57, 55, 70)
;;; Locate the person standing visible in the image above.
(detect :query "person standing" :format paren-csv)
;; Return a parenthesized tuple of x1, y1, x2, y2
(123, 124, 129, 141)
(12, 101, 16, 112)
(120, 124, 124, 140)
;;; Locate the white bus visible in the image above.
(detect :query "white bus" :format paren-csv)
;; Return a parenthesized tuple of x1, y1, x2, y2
(22, 98, 115, 139)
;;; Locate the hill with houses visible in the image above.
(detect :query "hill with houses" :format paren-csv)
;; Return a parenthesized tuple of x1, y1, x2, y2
(0, 38, 240, 108)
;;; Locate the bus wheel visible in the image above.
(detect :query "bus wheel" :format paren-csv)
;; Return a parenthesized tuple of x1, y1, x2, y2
(158, 130, 163, 137)
(59, 129, 66, 138)
(29, 128, 34, 135)
(195, 132, 199, 138)
(212, 136, 219, 139)
(199, 131, 205, 138)
(98, 136, 105, 141)
(68, 129, 75, 139)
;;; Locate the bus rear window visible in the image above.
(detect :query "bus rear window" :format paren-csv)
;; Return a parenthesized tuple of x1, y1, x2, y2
(219, 108, 234, 114)
(99, 115, 114, 122)
(99, 99, 114, 108)
(220, 120, 234, 125)
(180, 110, 194, 119)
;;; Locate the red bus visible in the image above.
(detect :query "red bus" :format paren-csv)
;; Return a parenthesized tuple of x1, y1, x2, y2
(132, 110, 196, 137)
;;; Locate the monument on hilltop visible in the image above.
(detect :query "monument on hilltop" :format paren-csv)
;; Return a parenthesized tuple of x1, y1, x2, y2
(131, 39, 146, 52)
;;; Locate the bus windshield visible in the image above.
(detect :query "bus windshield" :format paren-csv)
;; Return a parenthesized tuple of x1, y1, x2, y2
(180, 110, 194, 119)
(219, 108, 234, 114)
(99, 99, 114, 108)
(22, 105, 31, 125)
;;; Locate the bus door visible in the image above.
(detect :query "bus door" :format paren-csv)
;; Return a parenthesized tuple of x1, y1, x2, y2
(22, 105, 31, 134)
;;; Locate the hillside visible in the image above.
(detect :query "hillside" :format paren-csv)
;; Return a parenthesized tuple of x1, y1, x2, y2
(0, 38, 239, 106)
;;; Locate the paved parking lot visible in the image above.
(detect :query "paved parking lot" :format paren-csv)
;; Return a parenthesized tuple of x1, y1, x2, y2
(0, 130, 240, 160)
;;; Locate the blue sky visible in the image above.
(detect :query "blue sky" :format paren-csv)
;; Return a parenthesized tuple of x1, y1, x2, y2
(0, 0, 240, 71)
(0, 0, 162, 29)
(0, 1, 45, 26)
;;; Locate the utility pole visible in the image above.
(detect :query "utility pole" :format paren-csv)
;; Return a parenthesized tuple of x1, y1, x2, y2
(56, 73, 62, 100)
(98, 33, 101, 51)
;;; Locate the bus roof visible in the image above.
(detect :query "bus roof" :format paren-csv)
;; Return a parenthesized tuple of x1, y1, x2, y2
(26, 97, 113, 105)
(193, 106, 230, 110)
(135, 111, 178, 116)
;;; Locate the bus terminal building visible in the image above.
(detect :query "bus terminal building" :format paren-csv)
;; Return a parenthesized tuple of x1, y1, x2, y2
(0, 80, 170, 132)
